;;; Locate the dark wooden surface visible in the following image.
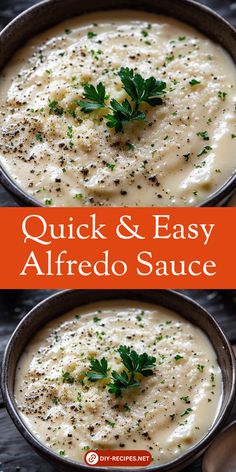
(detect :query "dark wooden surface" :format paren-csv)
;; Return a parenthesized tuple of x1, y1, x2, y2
(1, 1, 236, 471)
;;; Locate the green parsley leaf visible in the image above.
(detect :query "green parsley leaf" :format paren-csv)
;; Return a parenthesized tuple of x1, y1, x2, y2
(74, 193, 83, 200)
(106, 98, 146, 132)
(197, 364, 205, 372)
(86, 357, 109, 381)
(52, 397, 59, 405)
(180, 396, 190, 404)
(45, 198, 52, 206)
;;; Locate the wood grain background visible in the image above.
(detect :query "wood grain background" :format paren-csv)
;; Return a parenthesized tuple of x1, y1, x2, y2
(0, 1, 236, 471)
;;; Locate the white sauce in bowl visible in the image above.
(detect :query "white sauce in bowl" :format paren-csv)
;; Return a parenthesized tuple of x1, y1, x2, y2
(0, 11, 235, 207)
(15, 301, 222, 464)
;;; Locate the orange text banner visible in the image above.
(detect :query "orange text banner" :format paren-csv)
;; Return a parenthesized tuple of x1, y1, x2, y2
(0, 207, 235, 289)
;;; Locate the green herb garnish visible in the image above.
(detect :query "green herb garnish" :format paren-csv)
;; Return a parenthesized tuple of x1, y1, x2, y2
(174, 354, 184, 361)
(108, 370, 140, 397)
(106, 99, 146, 132)
(85, 345, 156, 398)
(180, 396, 190, 404)
(105, 419, 116, 427)
(87, 31, 97, 39)
(62, 371, 75, 384)
(74, 193, 83, 200)
(189, 79, 201, 86)
(86, 358, 109, 381)
(197, 145, 212, 157)
(197, 131, 209, 141)
(48, 99, 64, 116)
(218, 91, 227, 101)
(118, 67, 166, 106)
(118, 345, 156, 377)
(181, 408, 193, 417)
(77, 82, 106, 112)
(35, 132, 43, 142)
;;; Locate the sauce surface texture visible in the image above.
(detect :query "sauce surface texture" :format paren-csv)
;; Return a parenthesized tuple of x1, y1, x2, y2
(15, 301, 222, 464)
(0, 11, 236, 206)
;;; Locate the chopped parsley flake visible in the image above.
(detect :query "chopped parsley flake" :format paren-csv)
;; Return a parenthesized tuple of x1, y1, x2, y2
(174, 355, 184, 361)
(105, 419, 116, 428)
(62, 371, 75, 384)
(218, 91, 227, 101)
(74, 193, 83, 200)
(35, 132, 43, 142)
(181, 408, 193, 417)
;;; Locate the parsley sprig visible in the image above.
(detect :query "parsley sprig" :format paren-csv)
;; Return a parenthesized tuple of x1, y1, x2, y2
(86, 345, 156, 398)
(77, 67, 166, 132)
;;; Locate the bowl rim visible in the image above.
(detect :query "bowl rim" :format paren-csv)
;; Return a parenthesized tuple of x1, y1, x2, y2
(0, 0, 236, 207)
(1, 289, 236, 471)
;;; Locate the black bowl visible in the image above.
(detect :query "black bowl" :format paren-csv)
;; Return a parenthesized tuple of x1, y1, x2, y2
(0, 0, 236, 207)
(1, 289, 236, 472)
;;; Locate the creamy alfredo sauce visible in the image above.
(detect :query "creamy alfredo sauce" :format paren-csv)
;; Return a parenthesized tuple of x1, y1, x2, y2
(15, 301, 222, 464)
(0, 11, 236, 207)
